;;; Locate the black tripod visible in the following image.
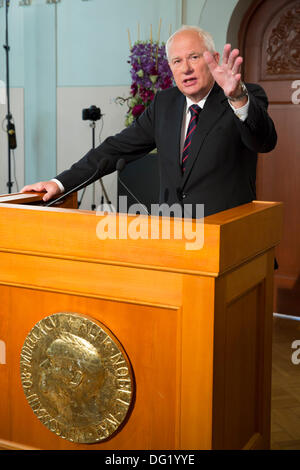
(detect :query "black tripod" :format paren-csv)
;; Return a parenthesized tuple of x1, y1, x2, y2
(90, 121, 112, 211)
(79, 110, 112, 211)
(3, 0, 17, 194)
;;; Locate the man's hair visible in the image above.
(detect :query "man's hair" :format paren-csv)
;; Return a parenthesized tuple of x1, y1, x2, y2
(166, 25, 216, 61)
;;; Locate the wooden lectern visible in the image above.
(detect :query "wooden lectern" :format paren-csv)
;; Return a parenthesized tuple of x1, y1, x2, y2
(0, 193, 282, 450)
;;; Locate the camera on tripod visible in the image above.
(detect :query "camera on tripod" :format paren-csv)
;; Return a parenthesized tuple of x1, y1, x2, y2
(82, 105, 102, 122)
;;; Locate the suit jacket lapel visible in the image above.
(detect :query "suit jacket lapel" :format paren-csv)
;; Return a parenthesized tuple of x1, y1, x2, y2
(181, 82, 228, 187)
(165, 90, 186, 184)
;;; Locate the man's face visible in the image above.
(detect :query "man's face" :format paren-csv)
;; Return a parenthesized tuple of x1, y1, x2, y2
(168, 30, 219, 102)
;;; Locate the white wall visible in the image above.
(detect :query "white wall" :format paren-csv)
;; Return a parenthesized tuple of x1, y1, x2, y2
(182, 0, 239, 52)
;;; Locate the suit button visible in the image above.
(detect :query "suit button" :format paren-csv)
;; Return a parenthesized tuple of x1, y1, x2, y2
(177, 189, 188, 200)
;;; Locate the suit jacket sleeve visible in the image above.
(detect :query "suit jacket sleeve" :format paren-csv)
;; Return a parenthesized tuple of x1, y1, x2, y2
(232, 83, 277, 153)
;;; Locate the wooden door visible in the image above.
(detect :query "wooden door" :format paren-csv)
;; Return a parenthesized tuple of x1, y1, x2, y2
(240, 0, 300, 315)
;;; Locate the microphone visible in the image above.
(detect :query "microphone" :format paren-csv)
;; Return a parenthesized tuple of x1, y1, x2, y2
(116, 158, 149, 215)
(46, 158, 108, 208)
(116, 158, 126, 174)
(7, 121, 17, 149)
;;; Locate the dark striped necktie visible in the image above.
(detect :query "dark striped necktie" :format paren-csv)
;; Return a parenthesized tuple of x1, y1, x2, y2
(182, 104, 201, 173)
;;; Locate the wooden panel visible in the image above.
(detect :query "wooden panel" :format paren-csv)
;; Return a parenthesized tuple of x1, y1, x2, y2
(0, 201, 282, 276)
(180, 275, 215, 449)
(0, 193, 44, 204)
(212, 250, 274, 449)
(260, 250, 275, 449)
(256, 106, 300, 282)
(274, 275, 300, 317)
(0, 438, 38, 450)
(0, 203, 221, 275)
(0, 289, 10, 442)
(206, 201, 282, 273)
(225, 253, 267, 303)
(1, 286, 181, 450)
(0, 192, 77, 209)
(223, 285, 262, 449)
(0, 252, 182, 309)
(240, 0, 300, 315)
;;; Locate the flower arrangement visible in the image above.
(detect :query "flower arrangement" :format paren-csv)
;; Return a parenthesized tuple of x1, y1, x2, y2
(116, 23, 173, 127)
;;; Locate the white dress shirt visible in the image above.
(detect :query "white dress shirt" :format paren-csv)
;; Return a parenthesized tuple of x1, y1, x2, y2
(52, 177, 65, 193)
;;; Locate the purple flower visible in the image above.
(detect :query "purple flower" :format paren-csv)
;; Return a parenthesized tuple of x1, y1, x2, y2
(131, 83, 138, 96)
(120, 40, 173, 126)
(139, 86, 154, 102)
(161, 76, 173, 89)
(132, 104, 145, 117)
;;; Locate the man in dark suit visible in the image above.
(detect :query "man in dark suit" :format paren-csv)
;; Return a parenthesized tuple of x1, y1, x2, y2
(21, 26, 277, 217)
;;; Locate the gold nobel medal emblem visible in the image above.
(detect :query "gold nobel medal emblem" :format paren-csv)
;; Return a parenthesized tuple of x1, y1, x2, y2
(20, 313, 134, 443)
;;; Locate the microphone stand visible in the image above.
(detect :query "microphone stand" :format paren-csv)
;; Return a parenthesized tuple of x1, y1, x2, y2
(116, 159, 149, 215)
(3, 0, 17, 194)
(46, 158, 109, 208)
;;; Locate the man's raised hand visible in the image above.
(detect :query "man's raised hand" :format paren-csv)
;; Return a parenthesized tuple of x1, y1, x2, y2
(203, 44, 244, 100)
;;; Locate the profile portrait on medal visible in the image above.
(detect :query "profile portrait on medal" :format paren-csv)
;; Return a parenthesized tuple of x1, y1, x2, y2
(20, 313, 133, 443)
(38, 331, 109, 426)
